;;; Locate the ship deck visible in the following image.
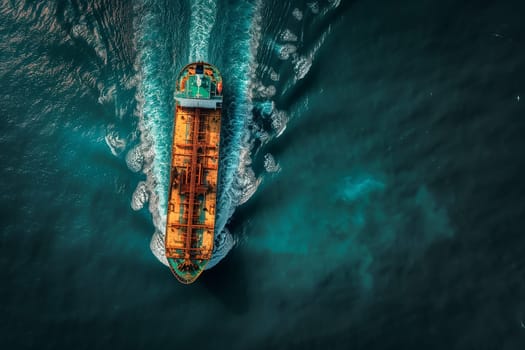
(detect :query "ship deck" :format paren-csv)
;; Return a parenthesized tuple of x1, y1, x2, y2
(165, 62, 223, 284)
(165, 105, 221, 283)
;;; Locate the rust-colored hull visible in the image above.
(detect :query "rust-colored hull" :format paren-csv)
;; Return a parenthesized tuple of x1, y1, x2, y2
(165, 62, 222, 284)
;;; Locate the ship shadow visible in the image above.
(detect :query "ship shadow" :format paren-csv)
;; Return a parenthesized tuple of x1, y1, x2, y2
(200, 248, 250, 315)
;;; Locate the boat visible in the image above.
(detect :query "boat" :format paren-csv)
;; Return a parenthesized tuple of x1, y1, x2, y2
(164, 62, 223, 284)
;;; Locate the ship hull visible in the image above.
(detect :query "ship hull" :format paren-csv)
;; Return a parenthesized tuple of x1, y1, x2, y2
(165, 62, 223, 284)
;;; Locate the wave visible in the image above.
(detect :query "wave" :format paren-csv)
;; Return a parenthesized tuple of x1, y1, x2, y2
(131, 0, 178, 266)
(188, 0, 217, 62)
(205, 0, 266, 266)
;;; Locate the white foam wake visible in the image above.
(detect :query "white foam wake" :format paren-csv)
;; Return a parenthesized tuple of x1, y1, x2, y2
(132, 1, 172, 259)
(188, 0, 217, 62)
(133, 0, 228, 269)
(126, 0, 271, 270)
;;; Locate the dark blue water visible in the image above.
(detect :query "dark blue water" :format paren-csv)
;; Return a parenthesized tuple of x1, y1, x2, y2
(2, 0, 525, 349)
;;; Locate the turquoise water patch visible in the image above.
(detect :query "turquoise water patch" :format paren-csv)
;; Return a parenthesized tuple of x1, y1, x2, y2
(338, 175, 386, 203)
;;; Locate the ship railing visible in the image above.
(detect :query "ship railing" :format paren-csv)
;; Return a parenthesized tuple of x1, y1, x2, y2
(175, 97, 222, 109)
(169, 223, 213, 230)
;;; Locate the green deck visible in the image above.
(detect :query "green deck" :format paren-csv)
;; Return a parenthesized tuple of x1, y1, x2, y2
(188, 75, 210, 99)
(175, 63, 222, 100)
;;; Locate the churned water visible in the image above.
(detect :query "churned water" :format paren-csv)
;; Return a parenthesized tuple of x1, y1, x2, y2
(1, 0, 525, 349)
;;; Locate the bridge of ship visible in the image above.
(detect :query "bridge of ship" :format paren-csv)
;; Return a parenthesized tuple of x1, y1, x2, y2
(175, 63, 223, 100)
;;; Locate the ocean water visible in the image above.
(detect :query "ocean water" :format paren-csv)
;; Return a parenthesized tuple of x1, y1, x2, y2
(1, 0, 525, 349)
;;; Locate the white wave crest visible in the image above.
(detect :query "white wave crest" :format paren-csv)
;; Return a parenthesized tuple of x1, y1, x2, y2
(271, 109, 289, 137)
(150, 231, 168, 266)
(132, 1, 171, 245)
(131, 181, 149, 211)
(125, 145, 144, 173)
(284, 23, 332, 84)
(235, 149, 262, 206)
(280, 29, 298, 42)
(292, 8, 303, 21)
(278, 44, 297, 60)
(211, 0, 265, 244)
(293, 24, 331, 81)
(264, 153, 281, 173)
(104, 128, 127, 156)
(189, 0, 217, 62)
(292, 55, 313, 80)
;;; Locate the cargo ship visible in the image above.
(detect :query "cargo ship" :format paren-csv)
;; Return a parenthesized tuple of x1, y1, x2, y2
(165, 62, 223, 284)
